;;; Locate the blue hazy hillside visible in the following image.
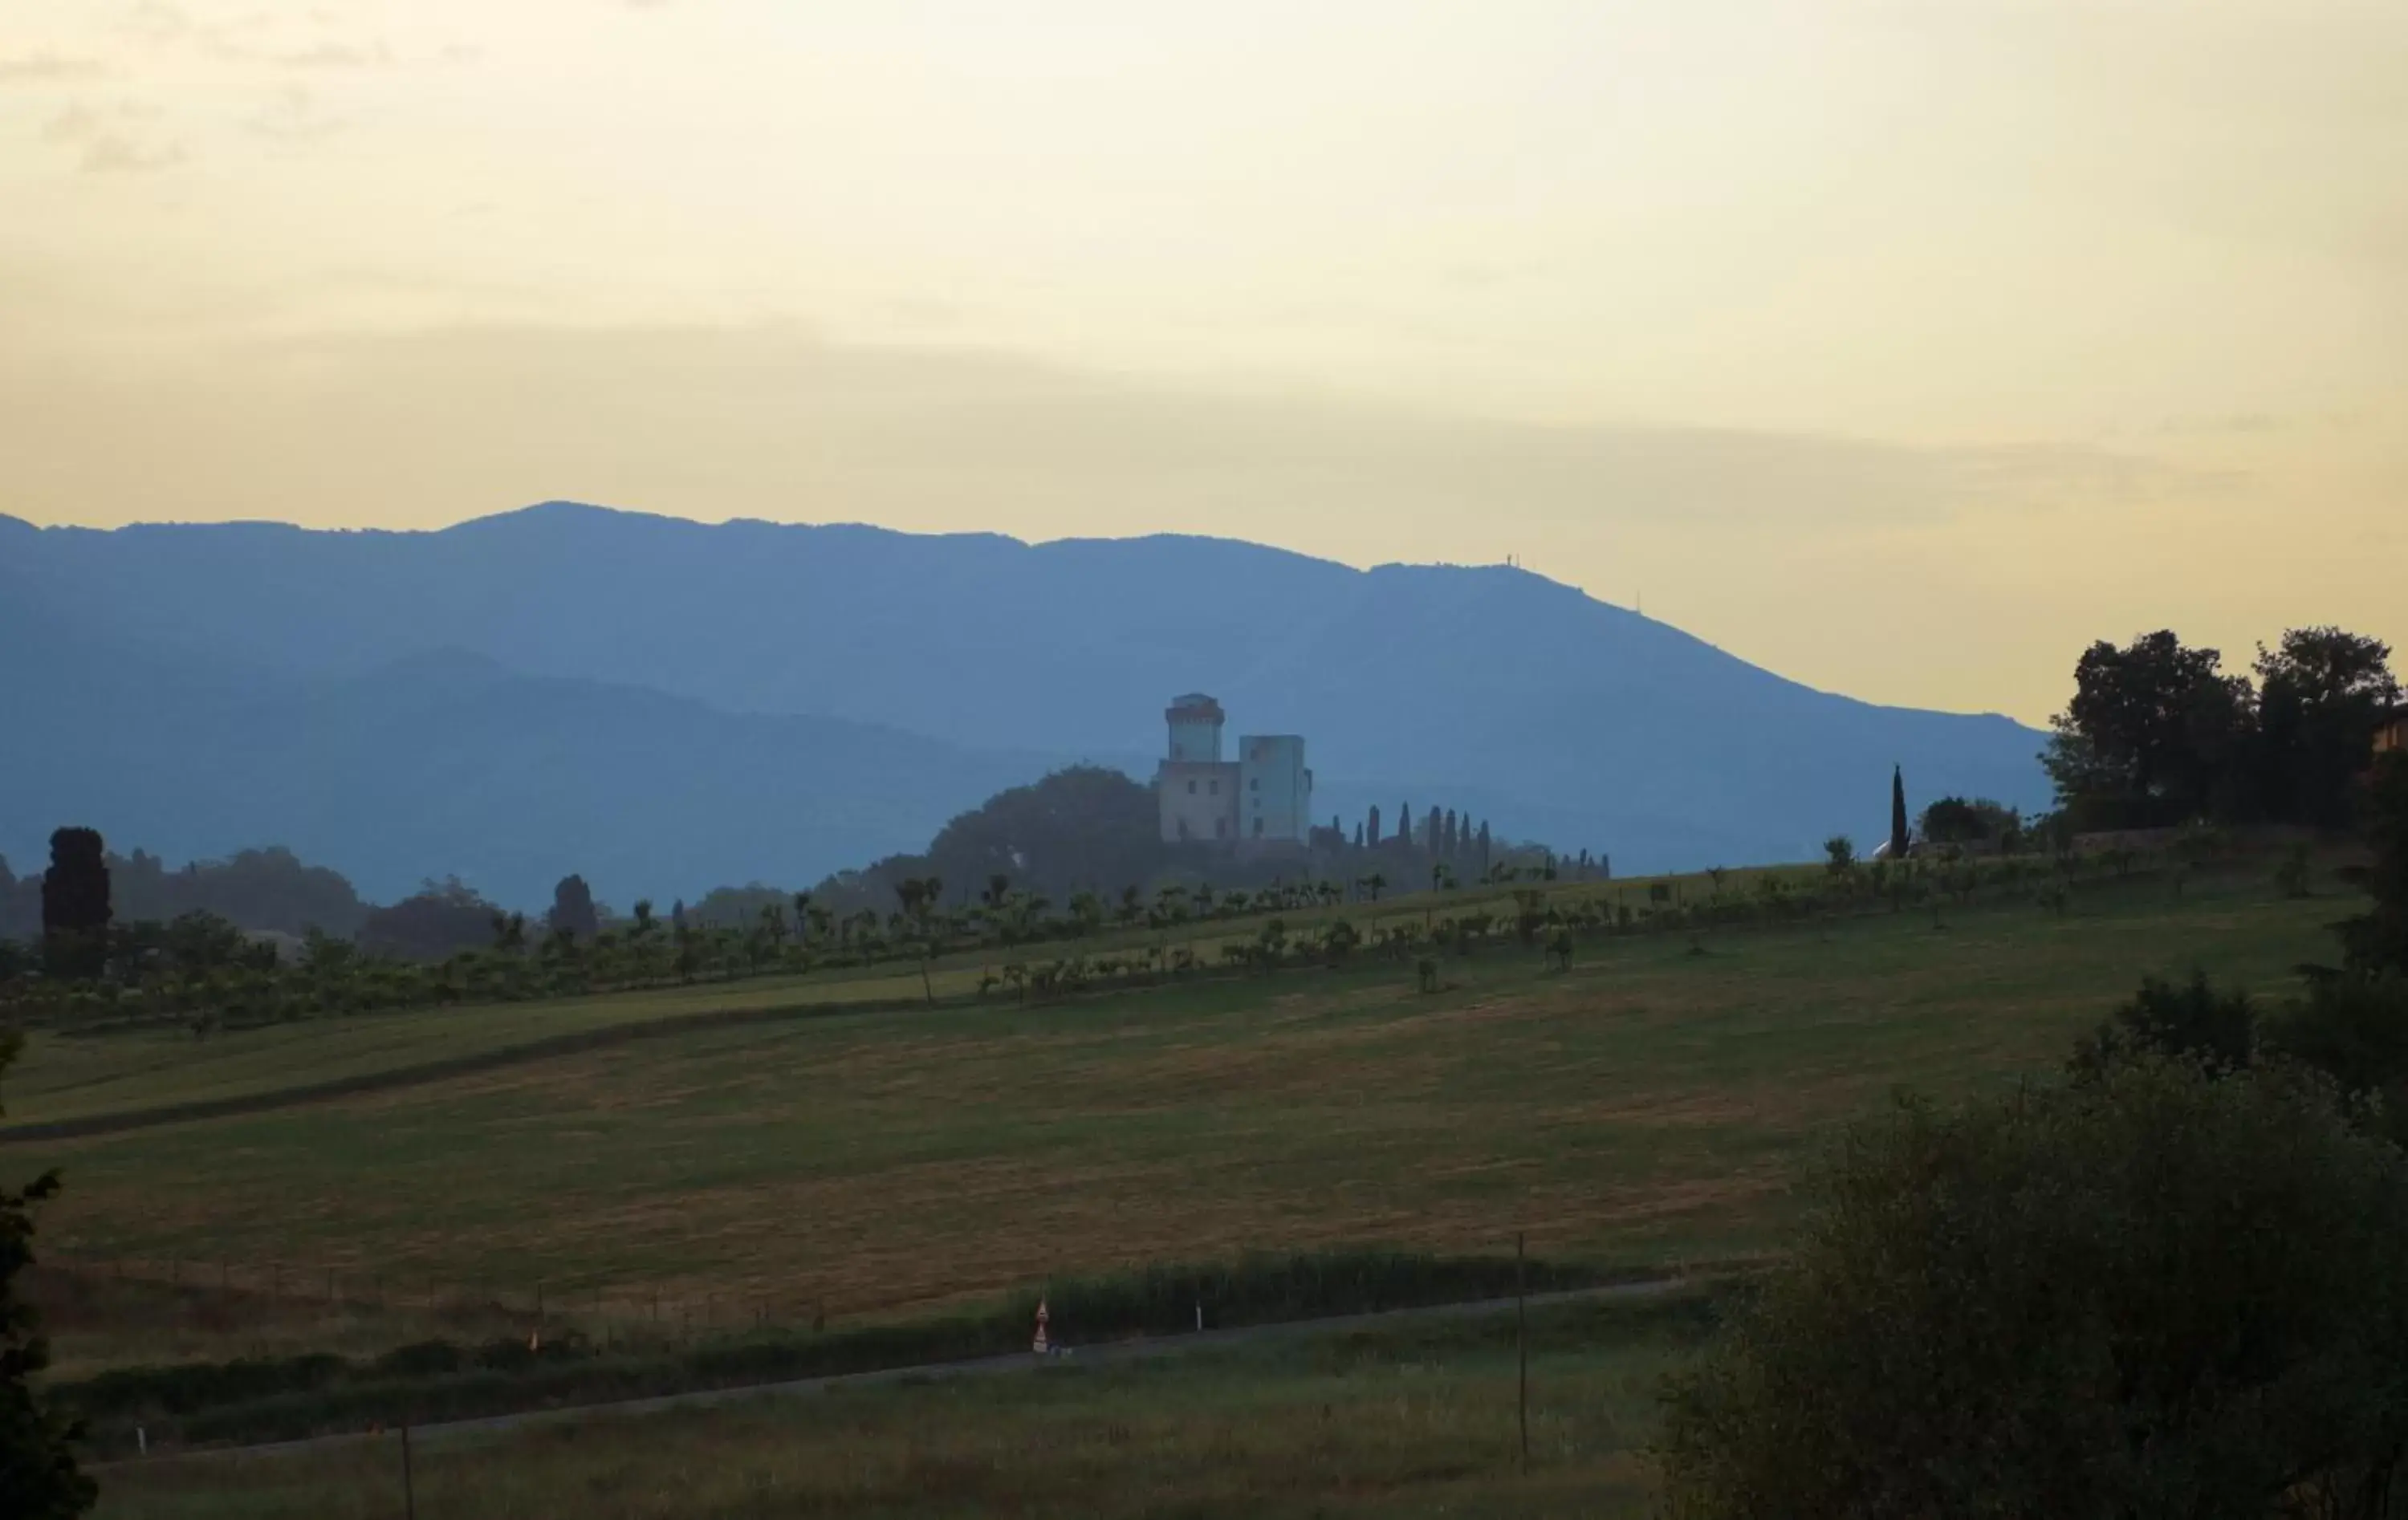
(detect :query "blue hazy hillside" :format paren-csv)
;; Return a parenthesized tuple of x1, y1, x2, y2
(0, 502, 2050, 904)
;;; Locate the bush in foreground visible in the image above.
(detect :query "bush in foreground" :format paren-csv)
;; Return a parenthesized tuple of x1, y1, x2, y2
(1657, 1059, 2408, 1519)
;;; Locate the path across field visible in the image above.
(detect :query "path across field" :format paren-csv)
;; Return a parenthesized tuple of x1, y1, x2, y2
(100, 1278, 1690, 1466)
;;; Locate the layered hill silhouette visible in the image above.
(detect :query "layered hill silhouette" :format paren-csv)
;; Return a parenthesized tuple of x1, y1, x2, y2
(0, 503, 2048, 906)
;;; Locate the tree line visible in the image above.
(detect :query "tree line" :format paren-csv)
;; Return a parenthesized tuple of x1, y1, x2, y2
(2044, 624, 2399, 831)
(0, 765, 1594, 1028)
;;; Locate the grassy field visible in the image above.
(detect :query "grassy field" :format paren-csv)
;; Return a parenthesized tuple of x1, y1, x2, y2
(0, 866, 1840, 1134)
(10, 860, 2349, 1356)
(90, 1294, 1707, 1520)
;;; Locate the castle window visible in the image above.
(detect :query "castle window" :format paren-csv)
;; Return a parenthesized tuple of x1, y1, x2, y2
(1249, 778, 1259, 792)
(1186, 780, 1197, 795)
(1253, 818, 1264, 838)
(1210, 779, 1219, 795)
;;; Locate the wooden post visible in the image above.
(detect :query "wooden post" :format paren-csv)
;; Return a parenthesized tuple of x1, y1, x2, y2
(401, 1424, 417, 1520)
(1516, 1232, 1529, 1469)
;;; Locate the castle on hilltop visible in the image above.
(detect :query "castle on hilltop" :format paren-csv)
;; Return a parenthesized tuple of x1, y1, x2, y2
(1153, 694, 1313, 853)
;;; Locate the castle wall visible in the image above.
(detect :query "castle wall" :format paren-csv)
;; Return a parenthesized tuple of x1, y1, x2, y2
(1236, 735, 1312, 844)
(1157, 761, 1241, 843)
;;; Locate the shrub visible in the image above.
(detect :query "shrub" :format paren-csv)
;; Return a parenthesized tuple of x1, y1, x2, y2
(1658, 1060, 2408, 1518)
(2068, 971, 2256, 1079)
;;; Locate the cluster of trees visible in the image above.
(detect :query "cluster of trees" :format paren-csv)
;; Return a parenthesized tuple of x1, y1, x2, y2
(0, 845, 365, 945)
(1662, 750, 2408, 1516)
(2044, 624, 2399, 830)
(0, 790, 1599, 1029)
(738, 768, 1578, 932)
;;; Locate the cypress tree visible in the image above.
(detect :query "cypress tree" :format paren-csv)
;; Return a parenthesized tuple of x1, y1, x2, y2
(1442, 809, 1458, 859)
(1478, 820, 1493, 872)
(1399, 803, 1414, 854)
(39, 828, 110, 981)
(548, 875, 600, 941)
(1367, 805, 1381, 846)
(1890, 766, 1910, 860)
(1352, 821, 1365, 849)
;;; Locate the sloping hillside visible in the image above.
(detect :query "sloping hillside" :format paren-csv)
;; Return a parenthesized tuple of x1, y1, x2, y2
(0, 504, 2048, 894)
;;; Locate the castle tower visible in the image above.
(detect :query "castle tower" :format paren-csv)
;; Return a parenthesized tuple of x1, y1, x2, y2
(1157, 694, 1239, 843)
(1165, 694, 1226, 762)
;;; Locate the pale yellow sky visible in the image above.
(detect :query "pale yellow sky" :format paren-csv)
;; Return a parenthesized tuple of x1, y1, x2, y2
(2, 1, 2402, 722)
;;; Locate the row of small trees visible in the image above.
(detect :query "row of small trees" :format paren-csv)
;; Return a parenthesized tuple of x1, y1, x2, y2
(0, 823, 1596, 1029)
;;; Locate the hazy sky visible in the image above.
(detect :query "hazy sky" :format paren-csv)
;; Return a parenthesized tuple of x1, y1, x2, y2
(3, 2, 2402, 723)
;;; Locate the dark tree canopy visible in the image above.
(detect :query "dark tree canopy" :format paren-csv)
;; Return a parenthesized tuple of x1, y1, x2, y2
(1658, 1059, 2408, 1520)
(2257, 628, 2402, 828)
(39, 829, 110, 981)
(2, 844, 365, 945)
(0, 1034, 98, 1518)
(2341, 752, 2408, 978)
(2044, 630, 2255, 827)
(2043, 625, 2394, 831)
(1918, 795, 2020, 847)
(109, 847, 366, 939)
(921, 766, 1163, 904)
(547, 875, 601, 941)
(355, 878, 502, 961)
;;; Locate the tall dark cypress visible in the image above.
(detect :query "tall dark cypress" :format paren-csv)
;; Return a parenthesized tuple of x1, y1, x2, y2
(1889, 766, 1910, 859)
(41, 826, 112, 980)
(1367, 805, 1381, 846)
(1399, 803, 1414, 854)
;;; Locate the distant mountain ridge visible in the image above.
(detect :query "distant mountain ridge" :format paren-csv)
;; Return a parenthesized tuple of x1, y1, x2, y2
(0, 502, 2049, 904)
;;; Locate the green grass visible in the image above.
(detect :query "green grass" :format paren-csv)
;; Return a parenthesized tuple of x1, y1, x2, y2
(0, 863, 1866, 1134)
(89, 1294, 1710, 1520)
(14, 861, 2348, 1363)
(2, 962, 943, 1130)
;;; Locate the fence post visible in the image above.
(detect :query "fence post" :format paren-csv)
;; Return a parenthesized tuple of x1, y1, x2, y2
(1516, 1231, 1529, 1470)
